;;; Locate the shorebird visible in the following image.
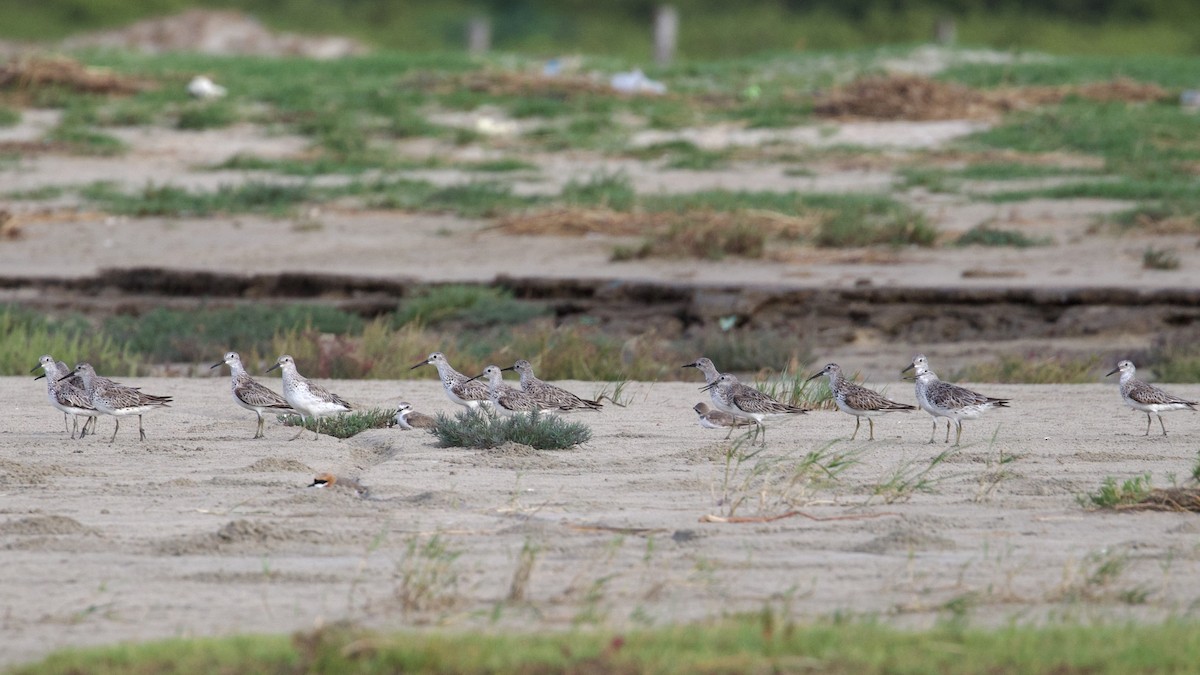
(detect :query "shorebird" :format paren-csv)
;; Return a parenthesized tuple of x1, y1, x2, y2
(901, 354, 1008, 445)
(33, 355, 98, 439)
(410, 352, 490, 409)
(59, 363, 171, 443)
(807, 363, 914, 441)
(1106, 360, 1196, 436)
(700, 373, 806, 444)
(682, 357, 740, 417)
(211, 351, 294, 439)
(470, 365, 552, 416)
(266, 355, 351, 441)
(506, 359, 602, 411)
(389, 401, 437, 430)
(309, 472, 368, 497)
(693, 402, 756, 438)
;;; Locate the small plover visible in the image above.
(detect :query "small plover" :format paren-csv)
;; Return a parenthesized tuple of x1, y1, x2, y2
(507, 359, 602, 411)
(701, 373, 806, 444)
(60, 363, 171, 443)
(410, 352, 491, 409)
(693, 402, 756, 437)
(1106, 360, 1196, 436)
(470, 365, 552, 416)
(389, 401, 437, 430)
(807, 363, 914, 440)
(33, 355, 98, 439)
(902, 354, 1008, 445)
(266, 355, 352, 441)
(211, 351, 294, 439)
(309, 472, 368, 497)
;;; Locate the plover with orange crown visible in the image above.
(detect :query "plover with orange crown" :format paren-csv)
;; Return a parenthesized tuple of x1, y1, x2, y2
(211, 351, 294, 439)
(807, 363, 914, 441)
(309, 472, 368, 497)
(1106, 360, 1196, 436)
(266, 355, 351, 441)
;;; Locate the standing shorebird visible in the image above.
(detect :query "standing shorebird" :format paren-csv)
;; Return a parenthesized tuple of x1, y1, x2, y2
(33, 355, 98, 439)
(692, 402, 756, 438)
(60, 363, 171, 443)
(389, 401, 437, 430)
(701, 373, 806, 444)
(683, 357, 748, 423)
(410, 352, 491, 409)
(807, 363, 914, 441)
(901, 354, 1008, 445)
(266, 355, 351, 441)
(211, 351, 294, 439)
(507, 359, 602, 411)
(1106, 360, 1196, 436)
(470, 365, 552, 416)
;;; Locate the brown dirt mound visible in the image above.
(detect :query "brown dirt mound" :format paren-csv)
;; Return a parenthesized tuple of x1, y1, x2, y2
(240, 457, 314, 474)
(0, 515, 91, 536)
(816, 74, 1172, 121)
(0, 55, 149, 99)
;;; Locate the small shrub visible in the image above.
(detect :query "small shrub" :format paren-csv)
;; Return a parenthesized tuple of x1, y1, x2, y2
(1143, 247, 1180, 270)
(1080, 474, 1153, 509)
(280, 409, 392, 439)
(432, 408, 590, 450)
(956, 225, 1050, 248)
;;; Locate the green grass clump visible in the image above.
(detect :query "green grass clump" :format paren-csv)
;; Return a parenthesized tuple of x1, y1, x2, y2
(82, 181, 311, 217)
(0, 105, 20, 127)
(19, 616, 1200, 675)
(280, 409, 392, 439)
(432, 408, 590, 450)
(0, 306, 139, 377)
(956, 225, 1052, 248)
(395, 285, 547, 329)
(1142, 247, 1180, 270)
(45, 120, 126, 156)
(104, 306, 364, 364)
(561, 171, 636, 210)
(954, 354, 1100, 384)
(459, 157, 537, 172)
(629, 141, 731, 170)
(1081, 474, 1153, 509)
(175, 101, 238, 130)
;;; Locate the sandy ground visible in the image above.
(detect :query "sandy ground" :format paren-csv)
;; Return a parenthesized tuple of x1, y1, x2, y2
(5, 374, 1200, 666)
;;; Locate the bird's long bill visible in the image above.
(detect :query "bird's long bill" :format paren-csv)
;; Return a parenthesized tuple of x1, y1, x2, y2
(466, 373, 484, 383)
(1105, 367, 1119, 377)
(804, 371, 823, 382)
(699, 381, 717, 392)
(500, 366, 515, 372)
(901, 362, 915, 375)
(29, 364, 41, 374)
(209, 361, 225, 370)
(33, 373, 45, 380)
(265, 363, 281, 374)
(409, 360, 429, 371)
(681, 362, 697, 369)
(56, 371, 75, 382)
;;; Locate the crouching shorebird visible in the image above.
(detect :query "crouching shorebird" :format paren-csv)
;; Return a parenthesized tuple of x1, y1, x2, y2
(266, 355, 351, 440)
(389, 401, 436, 430)
(1106, 360, 1197, 436)
(506, 359, 603, 411)
(211, 351, 294, 439)
(59, 363, 171, 442)
(807, 363, 914, 441)
(692, 402, 756, 437)
(701, 373, 806, 444)
(410, 351, 491, 409)
(33, 355, 98, 439)
(902, 354, 1008, 445)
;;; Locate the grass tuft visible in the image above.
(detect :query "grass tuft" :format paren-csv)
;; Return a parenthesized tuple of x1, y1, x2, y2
(956, 225, 1051, 248)
(431, 408, 590, 450)
(280, 409, 392, 439)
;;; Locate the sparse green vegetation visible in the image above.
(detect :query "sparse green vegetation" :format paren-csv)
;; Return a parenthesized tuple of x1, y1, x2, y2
(19, 617, 1200, 675)
(956, 225, 1051, 248)
(1142, 246, 1180, 270)
(1081, 474, 1154, 509)
(955, 354, 1100, 384)
(431, 408, 591, 450)
(395, 285, 548, 328)
(280, 408, 392, 438)
(0, 105, 19, 127)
